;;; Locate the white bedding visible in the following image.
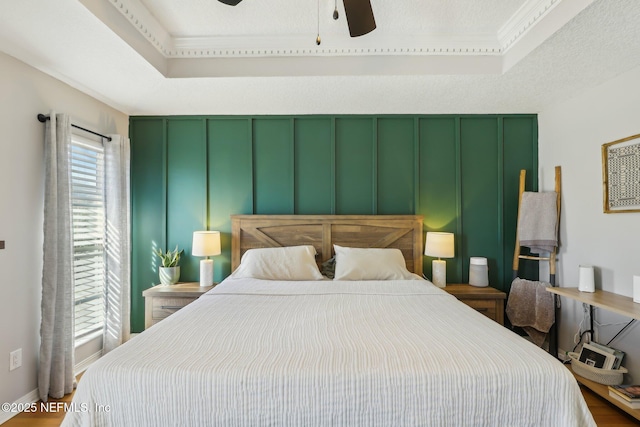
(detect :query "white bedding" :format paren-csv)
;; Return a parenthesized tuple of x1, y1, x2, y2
(62, 278, 595, 426)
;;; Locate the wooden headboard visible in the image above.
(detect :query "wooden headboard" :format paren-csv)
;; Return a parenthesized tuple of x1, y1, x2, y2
(231, 215, 424, 275)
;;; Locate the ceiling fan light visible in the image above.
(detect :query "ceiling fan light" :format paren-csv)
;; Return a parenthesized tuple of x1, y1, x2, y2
(343, 0, 376, 37)
(218, 0, 243, 5)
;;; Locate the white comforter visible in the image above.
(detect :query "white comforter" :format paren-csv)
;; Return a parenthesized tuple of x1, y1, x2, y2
(62, 279, 595, 426)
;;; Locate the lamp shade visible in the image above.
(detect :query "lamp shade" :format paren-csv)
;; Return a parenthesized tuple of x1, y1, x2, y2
(192, 231, 221, 257)
(424, 232, 454, 258)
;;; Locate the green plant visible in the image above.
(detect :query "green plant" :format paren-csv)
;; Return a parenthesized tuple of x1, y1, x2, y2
(154, 245, 184, 268)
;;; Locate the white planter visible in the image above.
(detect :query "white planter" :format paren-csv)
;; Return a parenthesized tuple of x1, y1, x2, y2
(159, 266, 180, 286)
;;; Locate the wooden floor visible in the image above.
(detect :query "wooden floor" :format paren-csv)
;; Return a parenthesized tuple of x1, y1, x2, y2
(580, 386, 640, 426)
(3, 389, 73, 427)
(3, 382, 638, 426)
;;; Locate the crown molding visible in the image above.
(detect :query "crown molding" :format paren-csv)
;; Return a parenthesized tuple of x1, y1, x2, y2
(170, 34, 501, 58)
(109, 0, 173, 55)
(500, 0, 595, 71)
(498, 0, 561, 52)
(106, 0, 588, 65)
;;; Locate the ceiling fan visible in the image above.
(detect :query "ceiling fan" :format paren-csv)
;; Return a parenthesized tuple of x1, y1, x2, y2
(217, 0, 376, 38)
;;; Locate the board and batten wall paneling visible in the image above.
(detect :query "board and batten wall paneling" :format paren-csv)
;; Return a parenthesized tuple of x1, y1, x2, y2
(377, 118, 415, 215)
(418, 117, 461, 282)
(335, 118, 376, 214)
(502, 117, 539, 285)
(294, 118, 334, 214)
(130, 114, 537, 332)
(167, 119, 207, 283)
(460, 117, 501, 285)
(207, 118, 254, 280)
(253, 118, 294, 214)
(130, 118, 166, 333)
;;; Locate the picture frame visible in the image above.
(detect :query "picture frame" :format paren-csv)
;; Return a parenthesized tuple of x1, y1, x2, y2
(602, 133, 640, 213)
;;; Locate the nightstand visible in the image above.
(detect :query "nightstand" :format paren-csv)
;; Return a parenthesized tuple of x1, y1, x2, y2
(444, 284, 506, 325)
(142, 282, 215, 329)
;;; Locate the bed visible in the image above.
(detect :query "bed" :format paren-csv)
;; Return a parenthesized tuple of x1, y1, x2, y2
(62, 215, 595, 426)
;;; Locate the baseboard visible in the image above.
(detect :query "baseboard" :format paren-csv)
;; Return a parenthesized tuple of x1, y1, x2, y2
(0, 351, 103, 425)
(75, 350, 102, 376)
(558, 347, 570, 361)
(0, 388, 39, 425)
(75, 336, 140, 375)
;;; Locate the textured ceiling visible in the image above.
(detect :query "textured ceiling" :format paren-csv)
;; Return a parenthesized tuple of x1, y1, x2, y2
(0, 0, 638, 115)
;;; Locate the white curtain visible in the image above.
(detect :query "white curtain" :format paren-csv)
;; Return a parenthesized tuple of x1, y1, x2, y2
(103, 134, 131, 354)
(39, 113, 76, 402)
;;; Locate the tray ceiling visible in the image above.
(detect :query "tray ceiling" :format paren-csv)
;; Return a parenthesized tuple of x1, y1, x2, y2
(90, 0, 590, 75)
(0, 0, 639, 115)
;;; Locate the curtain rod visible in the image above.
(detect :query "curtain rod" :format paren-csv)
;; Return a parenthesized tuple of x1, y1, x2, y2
(37, 114, 113, 142)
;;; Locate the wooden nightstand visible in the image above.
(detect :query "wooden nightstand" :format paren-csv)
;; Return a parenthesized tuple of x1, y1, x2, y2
(142, 282, 215, 329)
(444, 284, 506, 325)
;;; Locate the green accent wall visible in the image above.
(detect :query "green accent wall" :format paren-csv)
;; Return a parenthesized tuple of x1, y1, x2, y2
(130, 114, 538, 332)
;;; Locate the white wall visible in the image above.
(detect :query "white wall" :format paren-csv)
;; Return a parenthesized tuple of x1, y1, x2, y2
(539, 64, 640, 381)
(0, 52, 128, 409)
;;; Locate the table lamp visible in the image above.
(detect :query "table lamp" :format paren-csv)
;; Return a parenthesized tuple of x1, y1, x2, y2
(192, 231, 221, 287)
(425, 232, 454, 288)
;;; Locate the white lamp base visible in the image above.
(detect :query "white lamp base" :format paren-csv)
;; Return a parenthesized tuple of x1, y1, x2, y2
(432, 259, 446, 288)
(199, 259, 214, 287)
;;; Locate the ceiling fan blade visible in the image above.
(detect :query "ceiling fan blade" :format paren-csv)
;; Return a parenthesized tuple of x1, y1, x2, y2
(343, 0, 376, 37)
(218, 0, 243, 5)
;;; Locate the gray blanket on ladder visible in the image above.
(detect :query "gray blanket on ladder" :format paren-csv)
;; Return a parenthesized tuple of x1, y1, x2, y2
(517, 191, 558, 253)
(506, 278, 555, 347)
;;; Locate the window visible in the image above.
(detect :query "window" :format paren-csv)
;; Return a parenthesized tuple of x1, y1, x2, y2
(70, 134, 105, 344)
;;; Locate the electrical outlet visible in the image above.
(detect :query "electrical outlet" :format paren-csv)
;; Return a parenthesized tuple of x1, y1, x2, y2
(9, 349, 22, 371)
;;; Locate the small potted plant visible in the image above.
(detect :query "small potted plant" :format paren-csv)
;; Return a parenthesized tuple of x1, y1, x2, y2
(154, 245, 184, 285)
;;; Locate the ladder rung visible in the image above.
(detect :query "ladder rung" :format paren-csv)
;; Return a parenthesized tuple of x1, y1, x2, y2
(518, 255, 551, 261)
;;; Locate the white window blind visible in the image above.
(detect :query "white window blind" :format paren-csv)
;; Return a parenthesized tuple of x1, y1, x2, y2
(70, 134, 105, 343)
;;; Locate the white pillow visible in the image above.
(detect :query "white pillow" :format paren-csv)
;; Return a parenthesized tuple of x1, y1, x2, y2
(230, 245, 324, 281)
(333, 245, 419, 281)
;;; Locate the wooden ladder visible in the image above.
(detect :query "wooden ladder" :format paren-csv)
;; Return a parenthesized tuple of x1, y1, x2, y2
(512, 166, 562, 357)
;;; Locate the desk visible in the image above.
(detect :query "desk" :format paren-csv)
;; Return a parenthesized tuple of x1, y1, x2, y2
(546, 287, 640, 320)
(547, 287, 640, 421)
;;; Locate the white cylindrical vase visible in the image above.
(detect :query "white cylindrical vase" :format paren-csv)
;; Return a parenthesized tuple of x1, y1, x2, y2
(199, 259, 214, 287)
(578, 265, 595, 293)
(469, 257, 489, 287)
(432, 259, 447, 288)
(633, 275, 640, 304)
